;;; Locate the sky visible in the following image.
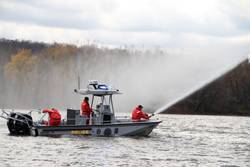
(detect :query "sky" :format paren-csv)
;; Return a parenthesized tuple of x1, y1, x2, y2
(0, 0, 249, 49)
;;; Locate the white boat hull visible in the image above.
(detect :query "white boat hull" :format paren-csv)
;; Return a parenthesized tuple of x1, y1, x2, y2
(33, 120, 161, 137)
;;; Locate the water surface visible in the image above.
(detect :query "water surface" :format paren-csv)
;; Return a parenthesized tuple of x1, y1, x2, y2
(0, 114, 250, 167)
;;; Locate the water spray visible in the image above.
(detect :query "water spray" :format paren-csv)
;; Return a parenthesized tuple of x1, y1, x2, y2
(153, 56, 247, 115)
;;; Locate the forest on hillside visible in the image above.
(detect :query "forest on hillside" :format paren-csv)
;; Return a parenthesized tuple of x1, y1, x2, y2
(164, 60, 250, 116)
(0, 38, 165, 109)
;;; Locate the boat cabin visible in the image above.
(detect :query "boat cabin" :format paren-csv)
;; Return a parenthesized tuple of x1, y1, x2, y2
(68, 80, 121, 125)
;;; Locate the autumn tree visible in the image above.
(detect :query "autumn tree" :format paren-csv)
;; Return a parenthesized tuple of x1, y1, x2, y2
(4, 49, 37, 81)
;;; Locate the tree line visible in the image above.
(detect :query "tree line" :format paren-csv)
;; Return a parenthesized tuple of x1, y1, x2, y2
(0, 38, 165, 109)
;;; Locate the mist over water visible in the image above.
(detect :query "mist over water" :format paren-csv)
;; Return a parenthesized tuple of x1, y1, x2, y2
(0, 43, 248, 113)
(74, 47, 247, 114)
(155, 55, 247, 114)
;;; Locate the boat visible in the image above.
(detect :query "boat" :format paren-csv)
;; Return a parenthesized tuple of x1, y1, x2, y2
(0, 80, 161, 137)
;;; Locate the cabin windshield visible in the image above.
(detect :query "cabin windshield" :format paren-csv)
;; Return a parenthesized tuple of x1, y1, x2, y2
(90, 95, 115, 113)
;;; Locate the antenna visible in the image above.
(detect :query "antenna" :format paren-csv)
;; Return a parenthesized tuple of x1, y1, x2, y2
(77, 73, 80, 90)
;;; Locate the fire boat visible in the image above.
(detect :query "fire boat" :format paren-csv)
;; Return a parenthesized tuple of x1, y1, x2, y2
(0, 81, 161, 137)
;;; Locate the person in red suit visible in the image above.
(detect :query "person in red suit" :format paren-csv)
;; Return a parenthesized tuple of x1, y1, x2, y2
(81, 97, 92, 118)
(42, 108, 61, 126)
(131, 105, 150, 121)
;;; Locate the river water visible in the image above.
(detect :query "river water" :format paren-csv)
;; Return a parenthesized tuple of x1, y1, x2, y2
(0, 114, 250, 167)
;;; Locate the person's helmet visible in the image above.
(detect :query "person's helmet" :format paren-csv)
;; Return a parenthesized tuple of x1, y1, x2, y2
(138, 105, 143, 109)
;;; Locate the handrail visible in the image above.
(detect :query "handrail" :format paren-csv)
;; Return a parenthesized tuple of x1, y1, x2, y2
(0, 109, 9, 120)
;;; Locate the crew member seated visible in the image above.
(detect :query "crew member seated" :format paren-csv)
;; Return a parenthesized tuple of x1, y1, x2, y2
(131, 105, 150, 121)
(42, 108, 61, 126)
(81, 97, 93, 118)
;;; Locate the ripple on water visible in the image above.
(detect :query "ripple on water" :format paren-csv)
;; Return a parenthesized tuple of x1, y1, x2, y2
(0, 114, 250, 166)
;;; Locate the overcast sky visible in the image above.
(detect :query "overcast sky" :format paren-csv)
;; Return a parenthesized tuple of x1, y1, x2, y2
(0, 0, 249, 49)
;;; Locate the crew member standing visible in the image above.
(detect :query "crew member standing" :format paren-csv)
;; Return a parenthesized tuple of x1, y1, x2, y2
(81, 97, 93, 118)
(42, 108, 61, 126)
(131, 105, 150, 121)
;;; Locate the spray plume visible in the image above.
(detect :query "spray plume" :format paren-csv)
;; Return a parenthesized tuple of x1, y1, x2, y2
(154, 56, 247, 114)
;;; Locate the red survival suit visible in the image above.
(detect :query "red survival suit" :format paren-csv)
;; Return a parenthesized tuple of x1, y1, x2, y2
(42, 108, 61, 126)
(81, 99, 92, 118)
(132, 106, 150, 121)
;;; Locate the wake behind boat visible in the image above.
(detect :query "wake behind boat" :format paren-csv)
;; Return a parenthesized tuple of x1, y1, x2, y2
(0, 80, 161, 137)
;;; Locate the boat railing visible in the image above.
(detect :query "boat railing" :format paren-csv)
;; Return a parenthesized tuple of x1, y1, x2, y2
(0, 109, 11, 120)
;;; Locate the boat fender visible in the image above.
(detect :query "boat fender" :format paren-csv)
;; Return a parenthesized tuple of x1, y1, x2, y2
(104, 128, 112, 136)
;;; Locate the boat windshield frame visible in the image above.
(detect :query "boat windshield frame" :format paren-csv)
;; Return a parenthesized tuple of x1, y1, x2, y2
(90, 94, 115, 114)
(75, 86, 121, 114)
